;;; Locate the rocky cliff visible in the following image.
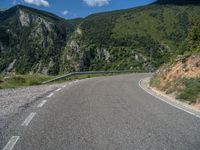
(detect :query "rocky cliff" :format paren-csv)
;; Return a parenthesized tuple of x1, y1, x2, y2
(0, 5, 78, 74)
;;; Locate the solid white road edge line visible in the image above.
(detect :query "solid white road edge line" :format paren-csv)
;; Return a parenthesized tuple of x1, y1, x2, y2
(47, 93, 54, 98)
(55, 88, 62, 92)
(21, 112, 36, 126)
(37, 100, 47, 108)
(139, 79, 200, 119)
(3, 136, 20, 150)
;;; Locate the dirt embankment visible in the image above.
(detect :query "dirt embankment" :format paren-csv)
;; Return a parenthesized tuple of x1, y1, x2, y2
(150, 53, 200, 109)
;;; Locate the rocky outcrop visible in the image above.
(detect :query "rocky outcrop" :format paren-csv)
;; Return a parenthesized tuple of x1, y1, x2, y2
(6, 59, 16, 72)
(18, 9, 53, 30)
(0, 5, 77, 75)
(18, 10, 30, 26)
(150, 53, 200, 104)
(154, 54, 200, 89)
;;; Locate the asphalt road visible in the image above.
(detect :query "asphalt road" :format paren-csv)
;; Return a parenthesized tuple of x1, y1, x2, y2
(1, 73, 200, 150)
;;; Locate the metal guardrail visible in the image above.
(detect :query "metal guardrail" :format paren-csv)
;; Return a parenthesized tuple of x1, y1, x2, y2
(42, 70, 146, 84)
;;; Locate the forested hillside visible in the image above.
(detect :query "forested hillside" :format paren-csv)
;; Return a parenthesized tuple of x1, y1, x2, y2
(62, 1, 200, 72)
(150, 19, 200, 103)
(0, 0, 200, 75)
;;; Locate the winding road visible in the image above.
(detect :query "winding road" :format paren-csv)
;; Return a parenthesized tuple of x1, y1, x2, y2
(1, 74, 200, 150)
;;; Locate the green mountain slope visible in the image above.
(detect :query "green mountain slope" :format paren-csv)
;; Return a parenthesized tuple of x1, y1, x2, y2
(0, 1, 200, 75)
(150, 19, 200, 104)
(62, 2, 200, 72)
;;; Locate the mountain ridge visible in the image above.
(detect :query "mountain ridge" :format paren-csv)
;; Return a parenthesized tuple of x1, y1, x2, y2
(154, 0, 200, 5)
(0, 2, 200, 74)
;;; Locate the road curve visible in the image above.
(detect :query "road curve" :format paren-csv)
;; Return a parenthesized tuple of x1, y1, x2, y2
(1, 73, 200, 150)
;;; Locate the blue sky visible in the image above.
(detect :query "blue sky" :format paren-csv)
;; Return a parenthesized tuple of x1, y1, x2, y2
(0, 0, 156, 19)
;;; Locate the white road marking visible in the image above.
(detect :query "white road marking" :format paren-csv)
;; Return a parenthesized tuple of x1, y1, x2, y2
(21, 112, 36, 126)
(47, 93, 54, 98)
(55, 88, 62, 92)
(62, 85, 66, 88)
(139, 79, 200, 119)
(37, 100, 47, 108)
(3, 136, 20, 150)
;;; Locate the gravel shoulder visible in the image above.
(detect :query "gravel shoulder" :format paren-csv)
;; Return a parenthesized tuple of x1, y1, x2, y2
(0, 82, 67, 120)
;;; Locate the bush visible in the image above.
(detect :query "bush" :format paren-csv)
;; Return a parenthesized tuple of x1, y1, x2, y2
(177, 78, 200, 103)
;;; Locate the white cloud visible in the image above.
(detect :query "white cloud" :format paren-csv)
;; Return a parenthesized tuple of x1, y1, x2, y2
(83, 0, 110, 7)
(13, 0, 21, 5)
(62, 10, 69, 15)
(24, 0, 50, 7)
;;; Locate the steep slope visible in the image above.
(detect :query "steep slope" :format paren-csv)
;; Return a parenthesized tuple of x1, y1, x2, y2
(61, 2, 200, 72)
(0, 5, 80, 74)
(150, 19, 200, 104)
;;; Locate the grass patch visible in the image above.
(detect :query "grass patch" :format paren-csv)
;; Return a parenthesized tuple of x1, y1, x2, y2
(177, 78, 200, 103)
(150, 75, 200, 104)
(0, 74, 53, 89)
(150, 75, 161, 87)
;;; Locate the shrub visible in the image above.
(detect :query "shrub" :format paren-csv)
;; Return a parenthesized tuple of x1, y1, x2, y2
(177, 78, 200, 103)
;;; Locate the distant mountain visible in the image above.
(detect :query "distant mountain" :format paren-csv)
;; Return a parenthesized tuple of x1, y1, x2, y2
(0, 3, 200, 75)
(0, 5, 80, 74)
(0, 8, 7, 11)
(155, 0, 200, 5)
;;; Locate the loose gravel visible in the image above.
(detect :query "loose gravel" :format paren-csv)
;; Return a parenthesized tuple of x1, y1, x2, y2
(0, 83, 66, 120)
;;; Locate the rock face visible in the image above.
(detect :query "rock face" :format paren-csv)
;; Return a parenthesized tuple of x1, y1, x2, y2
(19, 9, 53, 31)
(19, 10, 30, 26)
(153, 54, 200, 89)
(0, 5, 77, 75)
(150, 53, 200, 106)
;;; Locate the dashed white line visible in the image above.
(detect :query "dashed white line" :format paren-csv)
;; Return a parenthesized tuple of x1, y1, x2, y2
(3, 136, 20, 150)
(47, 93, 54, 98)
(55, 88, 62, 92)
(37, 100, 47, 108)
(139, 79, 200, 119)
(62, 85, 66, 88)
(21, 112, 36, 126)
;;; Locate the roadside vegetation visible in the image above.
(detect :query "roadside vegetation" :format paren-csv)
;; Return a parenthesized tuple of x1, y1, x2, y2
(150, 77, 200, 104)
(0, 72, 130, 89)
(177, 78, 200, 103)
(42, 72, 135, 84)
(150, 19, 200, 104)
(0, 74, 52, 89)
